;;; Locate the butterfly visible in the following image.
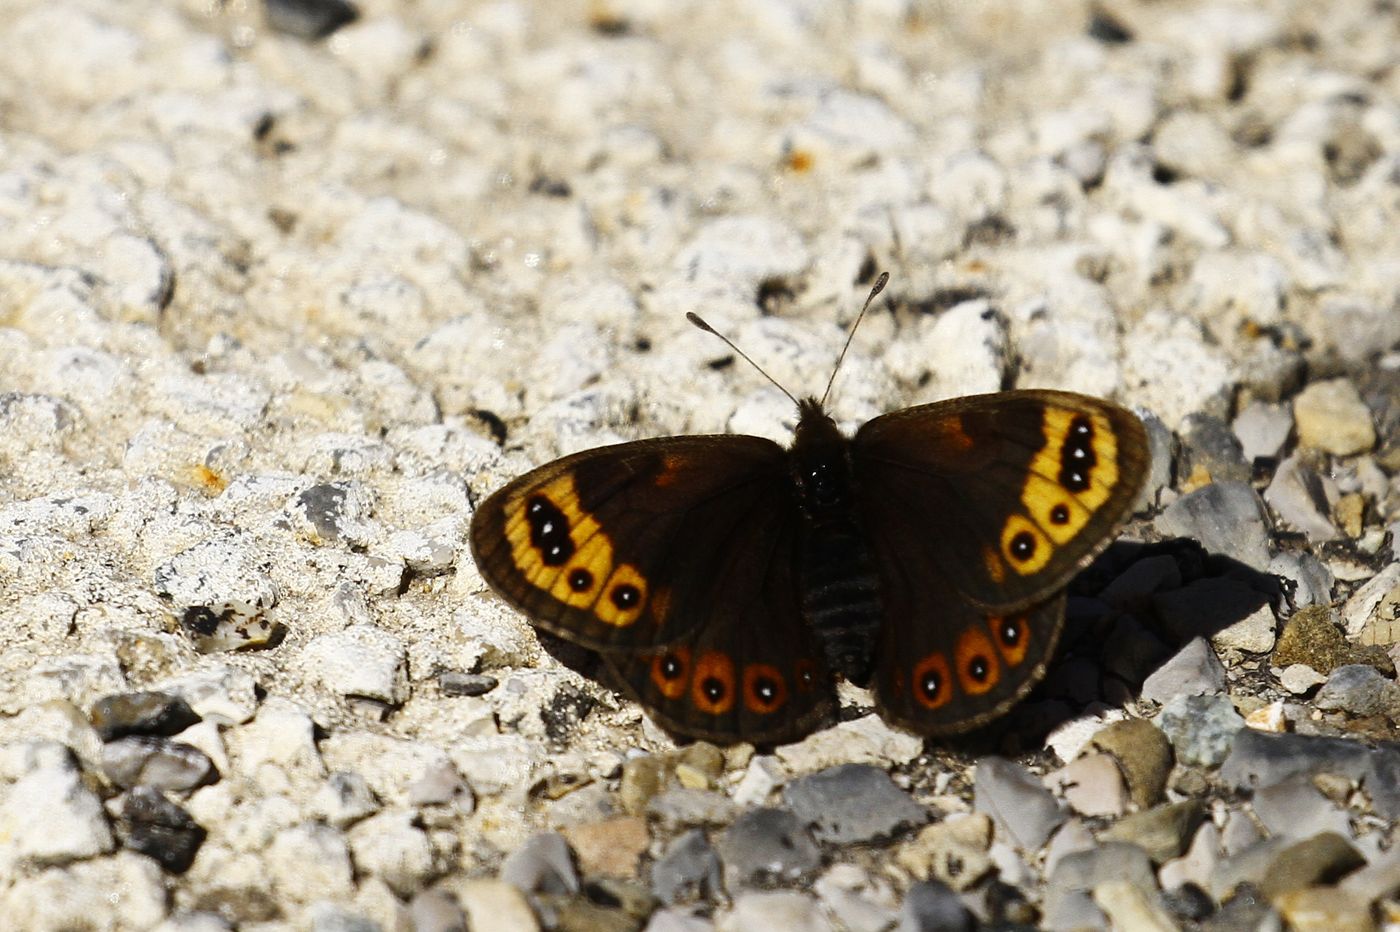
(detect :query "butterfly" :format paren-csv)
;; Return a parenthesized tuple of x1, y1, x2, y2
(468, 274, 1149, 745)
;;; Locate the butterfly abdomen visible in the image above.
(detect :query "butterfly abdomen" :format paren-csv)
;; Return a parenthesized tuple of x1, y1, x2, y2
(800, 522, 882, 687)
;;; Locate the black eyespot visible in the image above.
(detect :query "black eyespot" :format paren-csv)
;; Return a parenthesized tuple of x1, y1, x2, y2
(702, 677, 726, 702)
(568, 568, 593, 591)
(919, 670, 942, 701)
(1010, 531, 1036, 560)
(526, 495, 574, 566)
(1058, 416, 1097, 492)
(660, 655, 685, 681)
(1050, 503, 1070, 524)
(611, 583, 640, 608)
(968, 656, 990, 682)
(754, 676, 778, 703)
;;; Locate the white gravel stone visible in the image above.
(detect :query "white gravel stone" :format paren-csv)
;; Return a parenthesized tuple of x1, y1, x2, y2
(0, 852, 167, 931)
(0, 747, 114, 870)
(348, 809, 437, 897)
(267, 821, 356, 904)
(300, 624, 409, 706)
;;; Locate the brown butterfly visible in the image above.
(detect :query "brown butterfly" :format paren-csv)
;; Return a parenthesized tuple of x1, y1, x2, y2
(469, 274, 1149, 745)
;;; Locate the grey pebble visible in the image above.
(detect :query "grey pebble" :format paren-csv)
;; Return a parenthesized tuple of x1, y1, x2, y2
(1220, 728, 1371, 792)
(897, 880, 973, 932)
(264, 0, 359, 40)
(973, 757, 1066, 851)
(1044, 842, 1158, 932)
(408, 760, 473, 810)
(1232, 400, 1294, 463)
(1264, 454, 1339, 542)
(438, 672, 498, 697)
(1155, 693, 1243, 768)
(499, 831, 579, 896)
(1268, 550, 1335, 608)
(1314, 663, 1400, 718)
(1153, 481, 1272, 572)
(312, 771, 381, 828)
(408, 888, 467, 932)
(647, 788, 738, 831)
(1134, 409, 1176, 512)
(1251, 775, 1352, 841)
(102, 736, 216, 791)
(1176, 412, 1250, 484)
(1141, 637, 1227, 703)
(783, 764, 927, 844)
(715, 808, 820, 889)
(651, 829, 722, 905)
(307, 903, 380, 932)
(116, 785, 207, 874)
(89, 690, 201, 741)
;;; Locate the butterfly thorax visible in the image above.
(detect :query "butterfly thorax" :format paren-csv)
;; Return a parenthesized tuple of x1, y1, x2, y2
(790, 398, 882, 686)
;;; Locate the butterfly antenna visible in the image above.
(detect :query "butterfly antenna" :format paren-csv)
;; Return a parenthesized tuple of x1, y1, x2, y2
(819, 271, 889, 407)
(686, 312, 800, 407)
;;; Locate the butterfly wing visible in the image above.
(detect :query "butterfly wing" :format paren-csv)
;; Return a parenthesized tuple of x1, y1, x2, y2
(852, 390, 1147, 734)
(854, 390, 1148, 611)
(469, 436, 836, 744)
(605, 511, 836, 745)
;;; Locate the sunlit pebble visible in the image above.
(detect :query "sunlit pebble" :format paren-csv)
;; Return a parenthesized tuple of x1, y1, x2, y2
(1244, 700, 1286, 732)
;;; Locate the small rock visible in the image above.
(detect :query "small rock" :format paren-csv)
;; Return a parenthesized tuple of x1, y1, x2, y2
(266, 822, 355, 903)
(438, 672, 498, 697)
(783, 764, 927, 844)
(1269, 550, 1336, 608)
(102, 736, 216, 791)
(264, 0, 359, 40)
(774, 714, 923, 773)
(897, 880, 974, 932)
(347, 811, 434, 895)
(409, 888, 468, 932)
(1158, 821, 1220, 893)
(619, 755, 667, 816)
(445, 879, 538, 932)
(1140, 637, 1227, 702)
(732, 755, 784, 807)
(1278, 664, 1328, 694)
(1153, 481, 1272, 572)
(0, 750, 114, 868)
(1245, 699, 1288, 732)
(1315, 664, 1400, 719)
(1232, 400, 1294, 463)
(500, 832, 579, 896)
(1044, 842, 1159, 930)
(1342, 563, 1400, 637)
(716, 808, 821, 889)
(720, 890, 829, 932)
(1251, 775, 1352, 841)
(651, 829, 722, 905)
(1220, 729, 1372, 792)
(646, 788, 738, 831)
(1088, 719, 1173, 809)
(1294, 378, 1376, 456)
(1098, 800, 1205, 863)
(408, 760, 473, 809)
(814, 864, 898, 932)
(1176, 413, 1250, 484)
(1273, 886, 1374, 932)
(116, 786, 207, 874)
(1215, 832, 1365, 902)
(973, 757, 1066, 850)
(90, 691, 201, 741)
(1044, 753, 1128, 818)
(301, 624, 409, 706)
(561, 816, 649, 879)
(1155, 693, 1244, 768)
(1091, 878, 1179, 932)
(895, 814, 995, 892)
(1265, 454, 1340, 542)
(310, 772, 380, 828)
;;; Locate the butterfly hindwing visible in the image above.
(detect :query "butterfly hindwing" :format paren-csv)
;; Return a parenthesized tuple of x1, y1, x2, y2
(853, 390, 1148, 612)
(469, 435, 837, 742)
(605, 513, 836, 745)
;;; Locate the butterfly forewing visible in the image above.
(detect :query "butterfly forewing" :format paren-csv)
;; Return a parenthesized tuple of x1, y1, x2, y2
(470, 435, 838, 742)
(853, 390, 1148, 612)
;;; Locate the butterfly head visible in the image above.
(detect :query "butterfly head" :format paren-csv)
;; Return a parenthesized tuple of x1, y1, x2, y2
(791, 398, 853, 516)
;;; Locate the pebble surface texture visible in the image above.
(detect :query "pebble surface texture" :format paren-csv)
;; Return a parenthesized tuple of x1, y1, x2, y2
(1, 1, 1399, 929)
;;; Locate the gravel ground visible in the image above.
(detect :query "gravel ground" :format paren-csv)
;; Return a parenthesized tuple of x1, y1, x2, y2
(1, 1, 1399, 929)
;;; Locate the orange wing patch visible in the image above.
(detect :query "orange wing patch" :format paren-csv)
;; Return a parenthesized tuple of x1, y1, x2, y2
(502, 472, 649, 627)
